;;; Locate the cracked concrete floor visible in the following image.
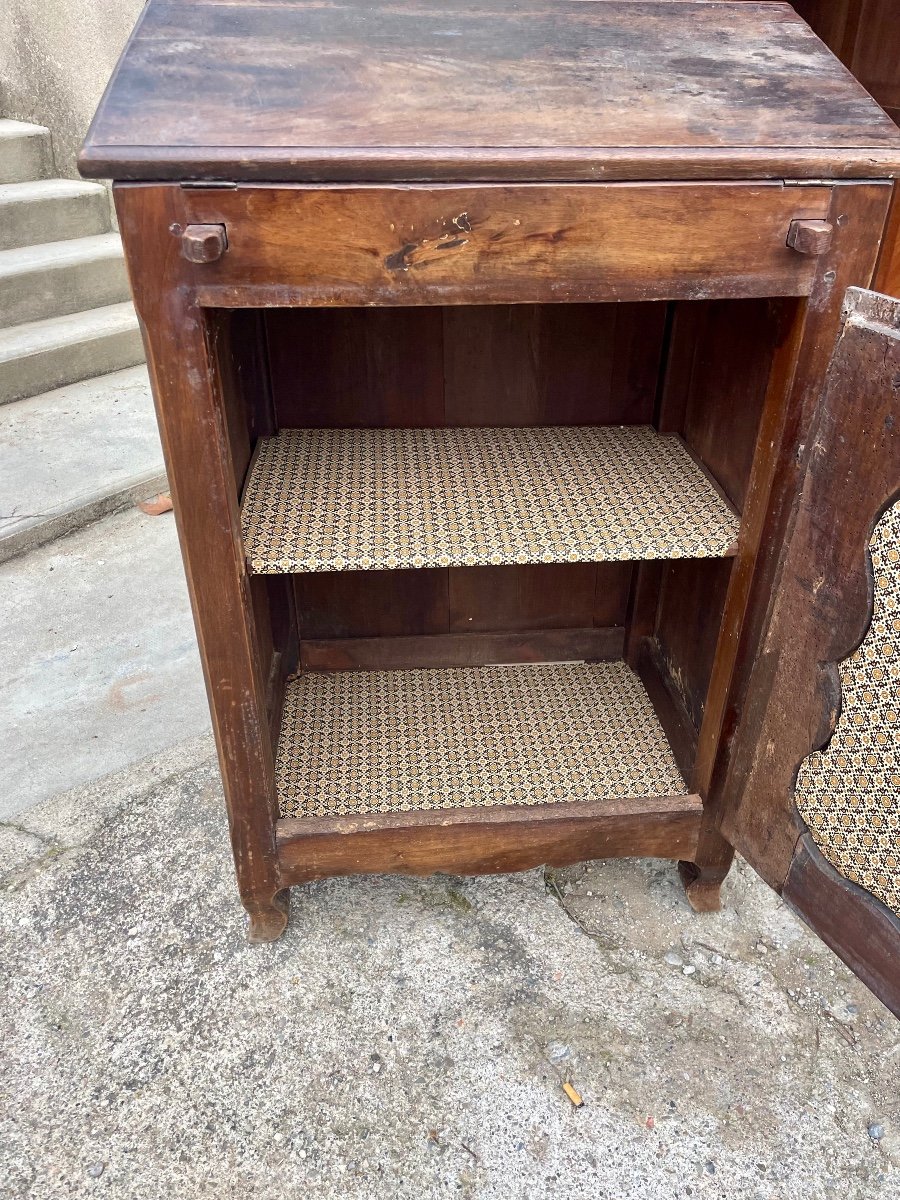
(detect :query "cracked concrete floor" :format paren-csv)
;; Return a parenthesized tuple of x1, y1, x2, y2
(1, 734, 898, 1199)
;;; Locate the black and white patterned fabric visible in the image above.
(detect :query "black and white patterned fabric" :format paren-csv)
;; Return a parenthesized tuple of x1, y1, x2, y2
(242, 425, 739, 574)
(795, 502, 900, 917)
(276, 661, 686, 819)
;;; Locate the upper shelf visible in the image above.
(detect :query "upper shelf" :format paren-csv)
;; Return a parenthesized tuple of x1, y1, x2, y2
(240, 424, 740, 574)
(79, 1, 900, 183)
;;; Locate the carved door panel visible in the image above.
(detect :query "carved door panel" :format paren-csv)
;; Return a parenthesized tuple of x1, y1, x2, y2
(716, 288, 900, 1016)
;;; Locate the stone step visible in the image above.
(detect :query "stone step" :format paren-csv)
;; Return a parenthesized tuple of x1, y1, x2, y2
(0, 503, 209, 820)
(0, 233, 131, 327)
(0, 178, 110, 251)
(0, 119, 53, 184)
(0, 365, 165, 563)
(0, 302, 144, 405)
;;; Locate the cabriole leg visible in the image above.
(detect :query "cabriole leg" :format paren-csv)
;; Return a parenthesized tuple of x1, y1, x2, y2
(679, 828, 735, 912)
(245, 888, 291, 943)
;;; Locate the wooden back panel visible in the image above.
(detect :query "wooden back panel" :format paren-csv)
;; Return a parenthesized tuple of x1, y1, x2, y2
(266, 303, 665, 429)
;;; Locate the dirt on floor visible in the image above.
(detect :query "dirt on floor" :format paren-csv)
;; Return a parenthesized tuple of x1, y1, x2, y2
(1, 735, 898, 1199)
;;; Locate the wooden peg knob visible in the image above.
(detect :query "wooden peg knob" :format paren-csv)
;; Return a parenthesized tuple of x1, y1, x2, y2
(181, 224, 228, 263)
(786, 219, 833, 256)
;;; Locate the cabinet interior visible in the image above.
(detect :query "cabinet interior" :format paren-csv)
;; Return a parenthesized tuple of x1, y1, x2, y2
(211, 297, 791, 818)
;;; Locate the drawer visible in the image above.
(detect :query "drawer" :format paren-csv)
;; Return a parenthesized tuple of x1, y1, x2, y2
(163, 182, 833, 307)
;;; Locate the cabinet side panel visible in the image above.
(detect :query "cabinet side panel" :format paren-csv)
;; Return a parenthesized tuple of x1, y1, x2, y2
(115, 184, 285, 934)
(654, 558, 733, 733)
(657, 297, 781, 512)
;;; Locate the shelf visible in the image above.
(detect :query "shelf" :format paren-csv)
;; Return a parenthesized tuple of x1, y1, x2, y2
(275, 661, 688, 820)
(241, 425, 740, 574)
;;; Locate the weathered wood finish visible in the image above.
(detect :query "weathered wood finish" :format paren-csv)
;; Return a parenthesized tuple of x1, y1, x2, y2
(276, 793, 704, 885)
(147, 183, 832, 309)
(299, 626, 625, 672)
(777, 0, 900, 298)
(677, 186, 891, 908)
(874, 186, 900, 296)
(712, 288, 900, 1014)
(95, 0, 900, 985)
(632, 636, 699, 784)
(693, 186, 891, 806)
(787, 0, 900, 128)
(115, 184, 288, 941)
(784, 836, 900, 1020)
(79, 1, 900, 183)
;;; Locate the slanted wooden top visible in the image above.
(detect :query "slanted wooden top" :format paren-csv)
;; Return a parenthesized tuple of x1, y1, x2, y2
(79, 0, 900, 183)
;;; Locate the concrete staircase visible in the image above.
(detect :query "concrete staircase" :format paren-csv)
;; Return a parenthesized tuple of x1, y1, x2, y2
(0, 119, 164, 561)
(0, 120, 210, 820)
(0, 121, 145, 406)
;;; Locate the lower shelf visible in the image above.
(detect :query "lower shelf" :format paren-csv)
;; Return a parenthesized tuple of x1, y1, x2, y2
(275, 660, 688, 819)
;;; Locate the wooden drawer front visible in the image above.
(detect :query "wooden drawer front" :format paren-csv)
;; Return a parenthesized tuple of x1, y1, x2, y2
(169, 183, 832, 307)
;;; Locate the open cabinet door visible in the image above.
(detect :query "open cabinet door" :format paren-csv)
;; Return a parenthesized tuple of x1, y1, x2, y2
(713, 287, 900, 1017)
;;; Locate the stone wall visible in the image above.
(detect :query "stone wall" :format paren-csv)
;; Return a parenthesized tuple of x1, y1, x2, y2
(0, 0, 145, 177)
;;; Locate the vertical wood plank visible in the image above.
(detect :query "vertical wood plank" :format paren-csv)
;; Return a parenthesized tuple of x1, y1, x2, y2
(267, 306, 446, 428)
(695, 183, 893, 845)
(682, 299, 782, 511)
(448, 563, 601, 633)
(115, 183, 287, 940)
(442, 302, 662, 426)
(295, 569, 448, 640)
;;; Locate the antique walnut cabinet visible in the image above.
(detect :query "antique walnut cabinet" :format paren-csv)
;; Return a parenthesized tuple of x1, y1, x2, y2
(81, 1, 900, 1014)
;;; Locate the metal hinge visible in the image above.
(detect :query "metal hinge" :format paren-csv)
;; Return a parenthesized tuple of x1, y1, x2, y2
(782, 177, 893, 187)
(179, 180, 238, 190)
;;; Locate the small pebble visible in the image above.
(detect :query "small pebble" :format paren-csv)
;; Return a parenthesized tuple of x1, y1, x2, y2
(868, 1123, 885, 1141)
(664, 951, 684, 968)
(682, 965, 696, 976)
(86, 1163, 104, 1179)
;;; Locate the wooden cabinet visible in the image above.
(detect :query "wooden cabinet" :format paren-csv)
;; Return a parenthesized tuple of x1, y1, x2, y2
(81, 1, 900, 1015)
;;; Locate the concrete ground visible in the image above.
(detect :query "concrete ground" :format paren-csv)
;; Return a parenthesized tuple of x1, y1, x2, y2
(1, 733, 898, 1199)
(0, 505, 209, 819)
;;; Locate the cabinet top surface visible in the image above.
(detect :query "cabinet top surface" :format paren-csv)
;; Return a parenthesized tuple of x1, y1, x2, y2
(80, 0, 900, 183)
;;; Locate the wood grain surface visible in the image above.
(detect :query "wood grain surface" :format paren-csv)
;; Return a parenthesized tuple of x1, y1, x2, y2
(715, 288, 900, 894)
(136, 182, 833, 308)
(80, 0, 900, 182)
(277, 792, 703, 884)
(784, 834, 900, 1019)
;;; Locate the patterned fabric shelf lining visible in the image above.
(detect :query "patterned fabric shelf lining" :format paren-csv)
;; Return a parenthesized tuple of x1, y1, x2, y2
(276, 660, 687, 819)
(241, 425, 741, 574)
(795, 501, 900, 918)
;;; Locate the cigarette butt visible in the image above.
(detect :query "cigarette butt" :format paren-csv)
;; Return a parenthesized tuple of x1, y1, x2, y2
(562, 1082, 584, 1108)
